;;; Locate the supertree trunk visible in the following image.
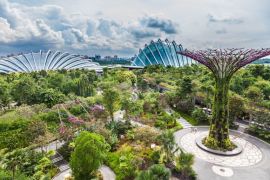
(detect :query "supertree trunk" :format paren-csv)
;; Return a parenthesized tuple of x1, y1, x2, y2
(206, 77, 232, 149)
(177, 48, 270, 150)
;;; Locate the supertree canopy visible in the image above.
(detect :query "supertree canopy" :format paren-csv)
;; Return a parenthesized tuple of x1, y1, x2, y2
(178, 48, 270, 150)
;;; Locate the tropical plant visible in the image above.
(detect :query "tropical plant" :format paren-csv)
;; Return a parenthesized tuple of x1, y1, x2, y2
(136, 164, 171, 180)
(158, 131, 178, 164)
(175, 150, 196, 180)
(0, 148, 24, 179)
(106, 145, 137, 180)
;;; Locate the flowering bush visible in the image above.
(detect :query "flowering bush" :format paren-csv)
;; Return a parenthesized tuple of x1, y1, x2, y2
(67, 116, 85, 125)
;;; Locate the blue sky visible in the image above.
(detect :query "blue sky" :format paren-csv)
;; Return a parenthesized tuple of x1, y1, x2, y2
(1, 0, 270, 57)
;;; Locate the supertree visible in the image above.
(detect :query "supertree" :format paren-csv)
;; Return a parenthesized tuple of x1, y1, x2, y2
(178, 48, 270, 150)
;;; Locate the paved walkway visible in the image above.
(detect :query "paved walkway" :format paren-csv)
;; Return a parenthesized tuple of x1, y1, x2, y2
(99, 165, 116, 180)
(235, 121, 249, 132)
(35, 140, 65, 153)
(174, 127, 270, 180)
(53, 168, 71, 180)
(178, 117, 192, 128)
(165, 109, 193, 128)
(179, 131, 262, 167)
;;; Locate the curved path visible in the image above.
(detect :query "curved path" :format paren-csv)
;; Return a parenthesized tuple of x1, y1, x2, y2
(174, 127, 270, 180)
(53, 165, 115, 180)
(165, 108, 192, 128)
(99, 165, 116, 180)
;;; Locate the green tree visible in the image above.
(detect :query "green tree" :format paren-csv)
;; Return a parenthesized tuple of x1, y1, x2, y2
(0, 79, 11, 108)
(36, 88, 65, 108)
(70, 131, 110, 180)
(228, 94, 245, 122)
(76, 73, 97, 97)
(121, 97, 133, 119)
(245, 86, 264, 103)
(177, 77, 193, 98)
(254, 80, 270, 100)
(103, 88, 120, 121)
(248, 65, 265, 78)
(1, 149, 24, 180)
(116, 70, 137, 85)
(11, 76, 37, 105)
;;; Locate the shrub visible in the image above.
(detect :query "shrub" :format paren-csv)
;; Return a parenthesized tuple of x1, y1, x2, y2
(149, 150, 161, 164)
(0, 169, 29, 180)
(68, 105, 85, 116)
(106, 145, 137, 180)
(127, 126, 160, 146)
(155, 112, 176, 129)
(0, 129, 29, 149)
(191, 108, 208, 125)
(0, 148, 55, 178)
(174, 151, 196, 180)
(58, 142, 74, 161)
(91, 123, 119, 150)
(247, 125, 270, 143)
(175, 99, 194, 115)
(38, 111, 59, 123)
(106, 121, 132, 137)
(136, 164, 171, 180)
(0, 118, 29, 132)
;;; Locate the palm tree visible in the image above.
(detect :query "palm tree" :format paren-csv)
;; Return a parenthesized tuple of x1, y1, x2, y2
(158, 131, 178, 164)
(176, 150, 196, 180)
(136, 164, 171, 180)
(1, 149, 23, 180)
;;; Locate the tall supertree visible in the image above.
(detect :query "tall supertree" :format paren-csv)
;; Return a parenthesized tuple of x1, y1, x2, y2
(178, 48, 270, 150)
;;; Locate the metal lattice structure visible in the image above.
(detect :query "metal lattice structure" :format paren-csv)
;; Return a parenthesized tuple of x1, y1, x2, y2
(132, 39, 196, 67)
(178, 48, 270, 78)
(178, 48, 270, 149)
(0, 50, 102, 73)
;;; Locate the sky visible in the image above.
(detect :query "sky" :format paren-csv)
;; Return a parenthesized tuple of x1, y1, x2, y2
(0, 0, 270, 57)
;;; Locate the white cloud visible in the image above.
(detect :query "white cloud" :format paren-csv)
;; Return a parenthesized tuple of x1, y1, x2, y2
(0, 0, 181, 56)
(0, 0, 270, 56)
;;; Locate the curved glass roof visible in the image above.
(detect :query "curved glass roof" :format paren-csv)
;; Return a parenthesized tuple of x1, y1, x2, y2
(0, 50, 102, 74)
(132, 39, 196, 67)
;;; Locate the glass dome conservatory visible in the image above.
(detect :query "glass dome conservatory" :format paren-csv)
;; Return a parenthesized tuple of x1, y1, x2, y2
(132, 39, 196, 67)
(0, 50, 102, 74)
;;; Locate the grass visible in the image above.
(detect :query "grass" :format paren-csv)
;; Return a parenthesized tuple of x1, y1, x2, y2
(0, 110, 18, 121)
(170, 122, 183, 133)
(178, 111, 198, 126)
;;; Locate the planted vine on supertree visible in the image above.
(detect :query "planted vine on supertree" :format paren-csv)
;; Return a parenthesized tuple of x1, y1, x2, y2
(178, 48, 270, 150)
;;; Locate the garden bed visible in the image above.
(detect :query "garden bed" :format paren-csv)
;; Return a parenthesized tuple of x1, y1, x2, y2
(195, 135, 243, 156)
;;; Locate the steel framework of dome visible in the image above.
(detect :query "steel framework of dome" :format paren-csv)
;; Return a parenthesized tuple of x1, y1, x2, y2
(132, 39, 196, 67)
(0, 50, 101, 73)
